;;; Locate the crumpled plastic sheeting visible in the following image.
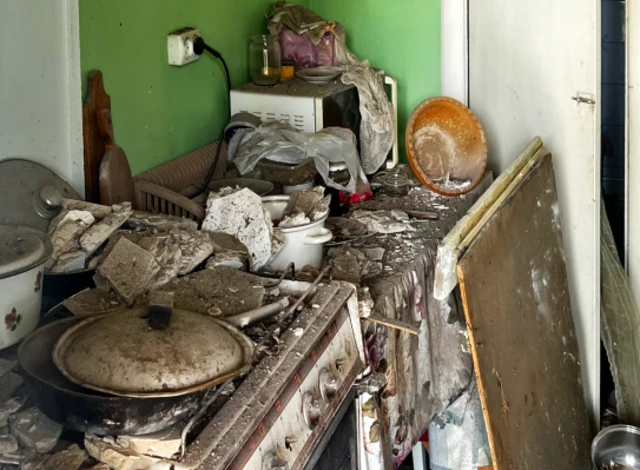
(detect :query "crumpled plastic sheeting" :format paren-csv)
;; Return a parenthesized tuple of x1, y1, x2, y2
(268, 2, 395, 175)
(428, 377, 493, 470)
(601, 199, 640, 425)
(340, 65, 395, 175)
(267, 1, 336, 45)
(228, 122, 364, 193)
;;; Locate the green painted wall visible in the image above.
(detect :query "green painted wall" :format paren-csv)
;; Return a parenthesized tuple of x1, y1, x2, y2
(311, 0, 441, 161)
(80, 0, 307, 175)
(80, 0, 440, 173)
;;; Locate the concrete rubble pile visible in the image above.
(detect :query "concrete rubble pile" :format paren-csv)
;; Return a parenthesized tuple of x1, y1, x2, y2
(46, 198, 253, 310)
(46, 200, 133, 273)
(0, 359, 102, 470)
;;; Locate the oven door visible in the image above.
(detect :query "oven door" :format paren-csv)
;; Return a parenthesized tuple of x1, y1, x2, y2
(304, 389, 358, 470)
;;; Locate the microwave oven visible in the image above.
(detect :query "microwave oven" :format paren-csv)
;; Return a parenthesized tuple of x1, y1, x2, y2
(229, 77, 398, 169)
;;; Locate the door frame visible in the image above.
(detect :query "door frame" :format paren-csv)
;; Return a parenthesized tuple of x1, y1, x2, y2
(627, 4, 640, 301)
(440, 0, 468, 105)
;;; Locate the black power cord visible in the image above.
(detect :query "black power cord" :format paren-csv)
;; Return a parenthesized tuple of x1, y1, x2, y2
(192, 36, 232, 198)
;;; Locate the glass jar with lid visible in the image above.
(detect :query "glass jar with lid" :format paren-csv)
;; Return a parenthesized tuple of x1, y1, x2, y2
(248, 35, 281, 86)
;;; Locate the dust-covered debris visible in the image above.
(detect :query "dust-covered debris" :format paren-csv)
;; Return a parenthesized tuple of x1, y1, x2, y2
(95, 238, 161, 306)
(33, 443, 87, 470)
(202, 188, 279, 269)
(84, 434, 160, 470)
(9, 407, 62, 454)
(126, 211, 198, 232)
(154, 267, 265, 316)
(0, 397, 26, 427)
(352, 210, 410, 234)
(278, 212, 310, 228)
(79, 205, 133, 257)
(0, 374, 22, 404)
(274, 187, 331, 228)
(103, 424, 182, 459)
(63, 289, 125, 318)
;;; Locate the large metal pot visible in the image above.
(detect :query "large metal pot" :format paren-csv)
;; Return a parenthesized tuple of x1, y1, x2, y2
(262, 195, 333, 272)
(18, 318, 207, 435)
(52, 295, 289, 398)
(0, 225, 52, 349)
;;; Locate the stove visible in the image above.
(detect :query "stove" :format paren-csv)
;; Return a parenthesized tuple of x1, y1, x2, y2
(168, 280, 364, 470)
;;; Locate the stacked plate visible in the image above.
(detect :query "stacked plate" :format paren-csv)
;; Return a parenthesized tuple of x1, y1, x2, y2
(296, 66, 343, 84)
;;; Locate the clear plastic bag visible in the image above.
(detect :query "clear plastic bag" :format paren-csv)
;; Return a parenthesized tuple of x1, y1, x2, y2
(228, 122, 367, 193)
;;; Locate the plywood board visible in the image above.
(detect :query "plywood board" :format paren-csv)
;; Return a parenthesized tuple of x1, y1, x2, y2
(457, 155, 591, 469)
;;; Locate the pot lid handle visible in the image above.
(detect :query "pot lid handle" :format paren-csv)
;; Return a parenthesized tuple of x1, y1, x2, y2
(148, 291, 174, 330)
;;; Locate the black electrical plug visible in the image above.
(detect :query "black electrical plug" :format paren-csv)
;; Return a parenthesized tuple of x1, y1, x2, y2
(193, 36, 231, 91)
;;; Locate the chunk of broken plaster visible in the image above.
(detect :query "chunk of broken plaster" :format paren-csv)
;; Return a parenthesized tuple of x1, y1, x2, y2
(49, 249, 88, 273)
(0, 448, 25, 465)
(48, 210, 95, 237)
(208, 232, 248, 255)
(205, 251, 248, 270)
(61, 199, 113, 220)
(48, 211, 95, 264)
(126, 211, 198, 232)
(309, 195, 331, 221)
(278, 212, 310, 228)
(352, 210, 409, 234)
(362, 247, 386, 261)
(111, 424, 182, 459)
(96, 237, 161, 306)
(80, 207, 133, 257)
(284, 187, 325, 218)
(0, 434, 18, 454)
(175, 230, 213, 275)
(85, 434, 159, 470)
(202, 188, 276, 269)
(331, 255, 362, 284)
(63, 289, 125, 318)
(0, 397, 26, 427)
(36, 444, 87, 470)
(0, 373, 23, 404)
(9, 407, 62, 454)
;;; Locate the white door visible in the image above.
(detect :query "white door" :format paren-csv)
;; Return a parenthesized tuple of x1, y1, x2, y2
(467, 1, 601, 421)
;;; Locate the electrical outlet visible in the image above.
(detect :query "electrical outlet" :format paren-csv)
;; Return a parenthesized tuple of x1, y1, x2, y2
(167, 27, 201, 66)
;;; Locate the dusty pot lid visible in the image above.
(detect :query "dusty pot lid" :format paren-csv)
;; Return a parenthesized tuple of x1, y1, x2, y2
(52, 308, 255, 398)
(0, 225, 53, 279)
(0, 159, 81, 231)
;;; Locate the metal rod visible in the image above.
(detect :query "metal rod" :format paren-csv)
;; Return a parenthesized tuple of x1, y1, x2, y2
(256, 265, 331, 350)
(225, 298, 291, 328)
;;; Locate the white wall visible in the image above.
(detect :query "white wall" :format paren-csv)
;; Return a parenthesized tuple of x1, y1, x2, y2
(0, 0, 84, 195)
(466, 0, 602, 423)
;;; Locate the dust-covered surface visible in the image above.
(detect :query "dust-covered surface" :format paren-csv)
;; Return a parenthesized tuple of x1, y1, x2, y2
(327, 172, 493, 467)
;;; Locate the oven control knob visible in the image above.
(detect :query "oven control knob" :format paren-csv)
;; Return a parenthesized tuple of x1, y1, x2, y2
(302, 391, 322, 429)
(263, 452, 289, 470)
(318, 367, 341, 402)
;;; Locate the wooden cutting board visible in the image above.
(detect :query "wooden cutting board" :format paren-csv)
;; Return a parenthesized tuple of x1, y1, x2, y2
(457, 154, 591, 470)
(97, 109, 134, 206)
(83, 71, 111, 203)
